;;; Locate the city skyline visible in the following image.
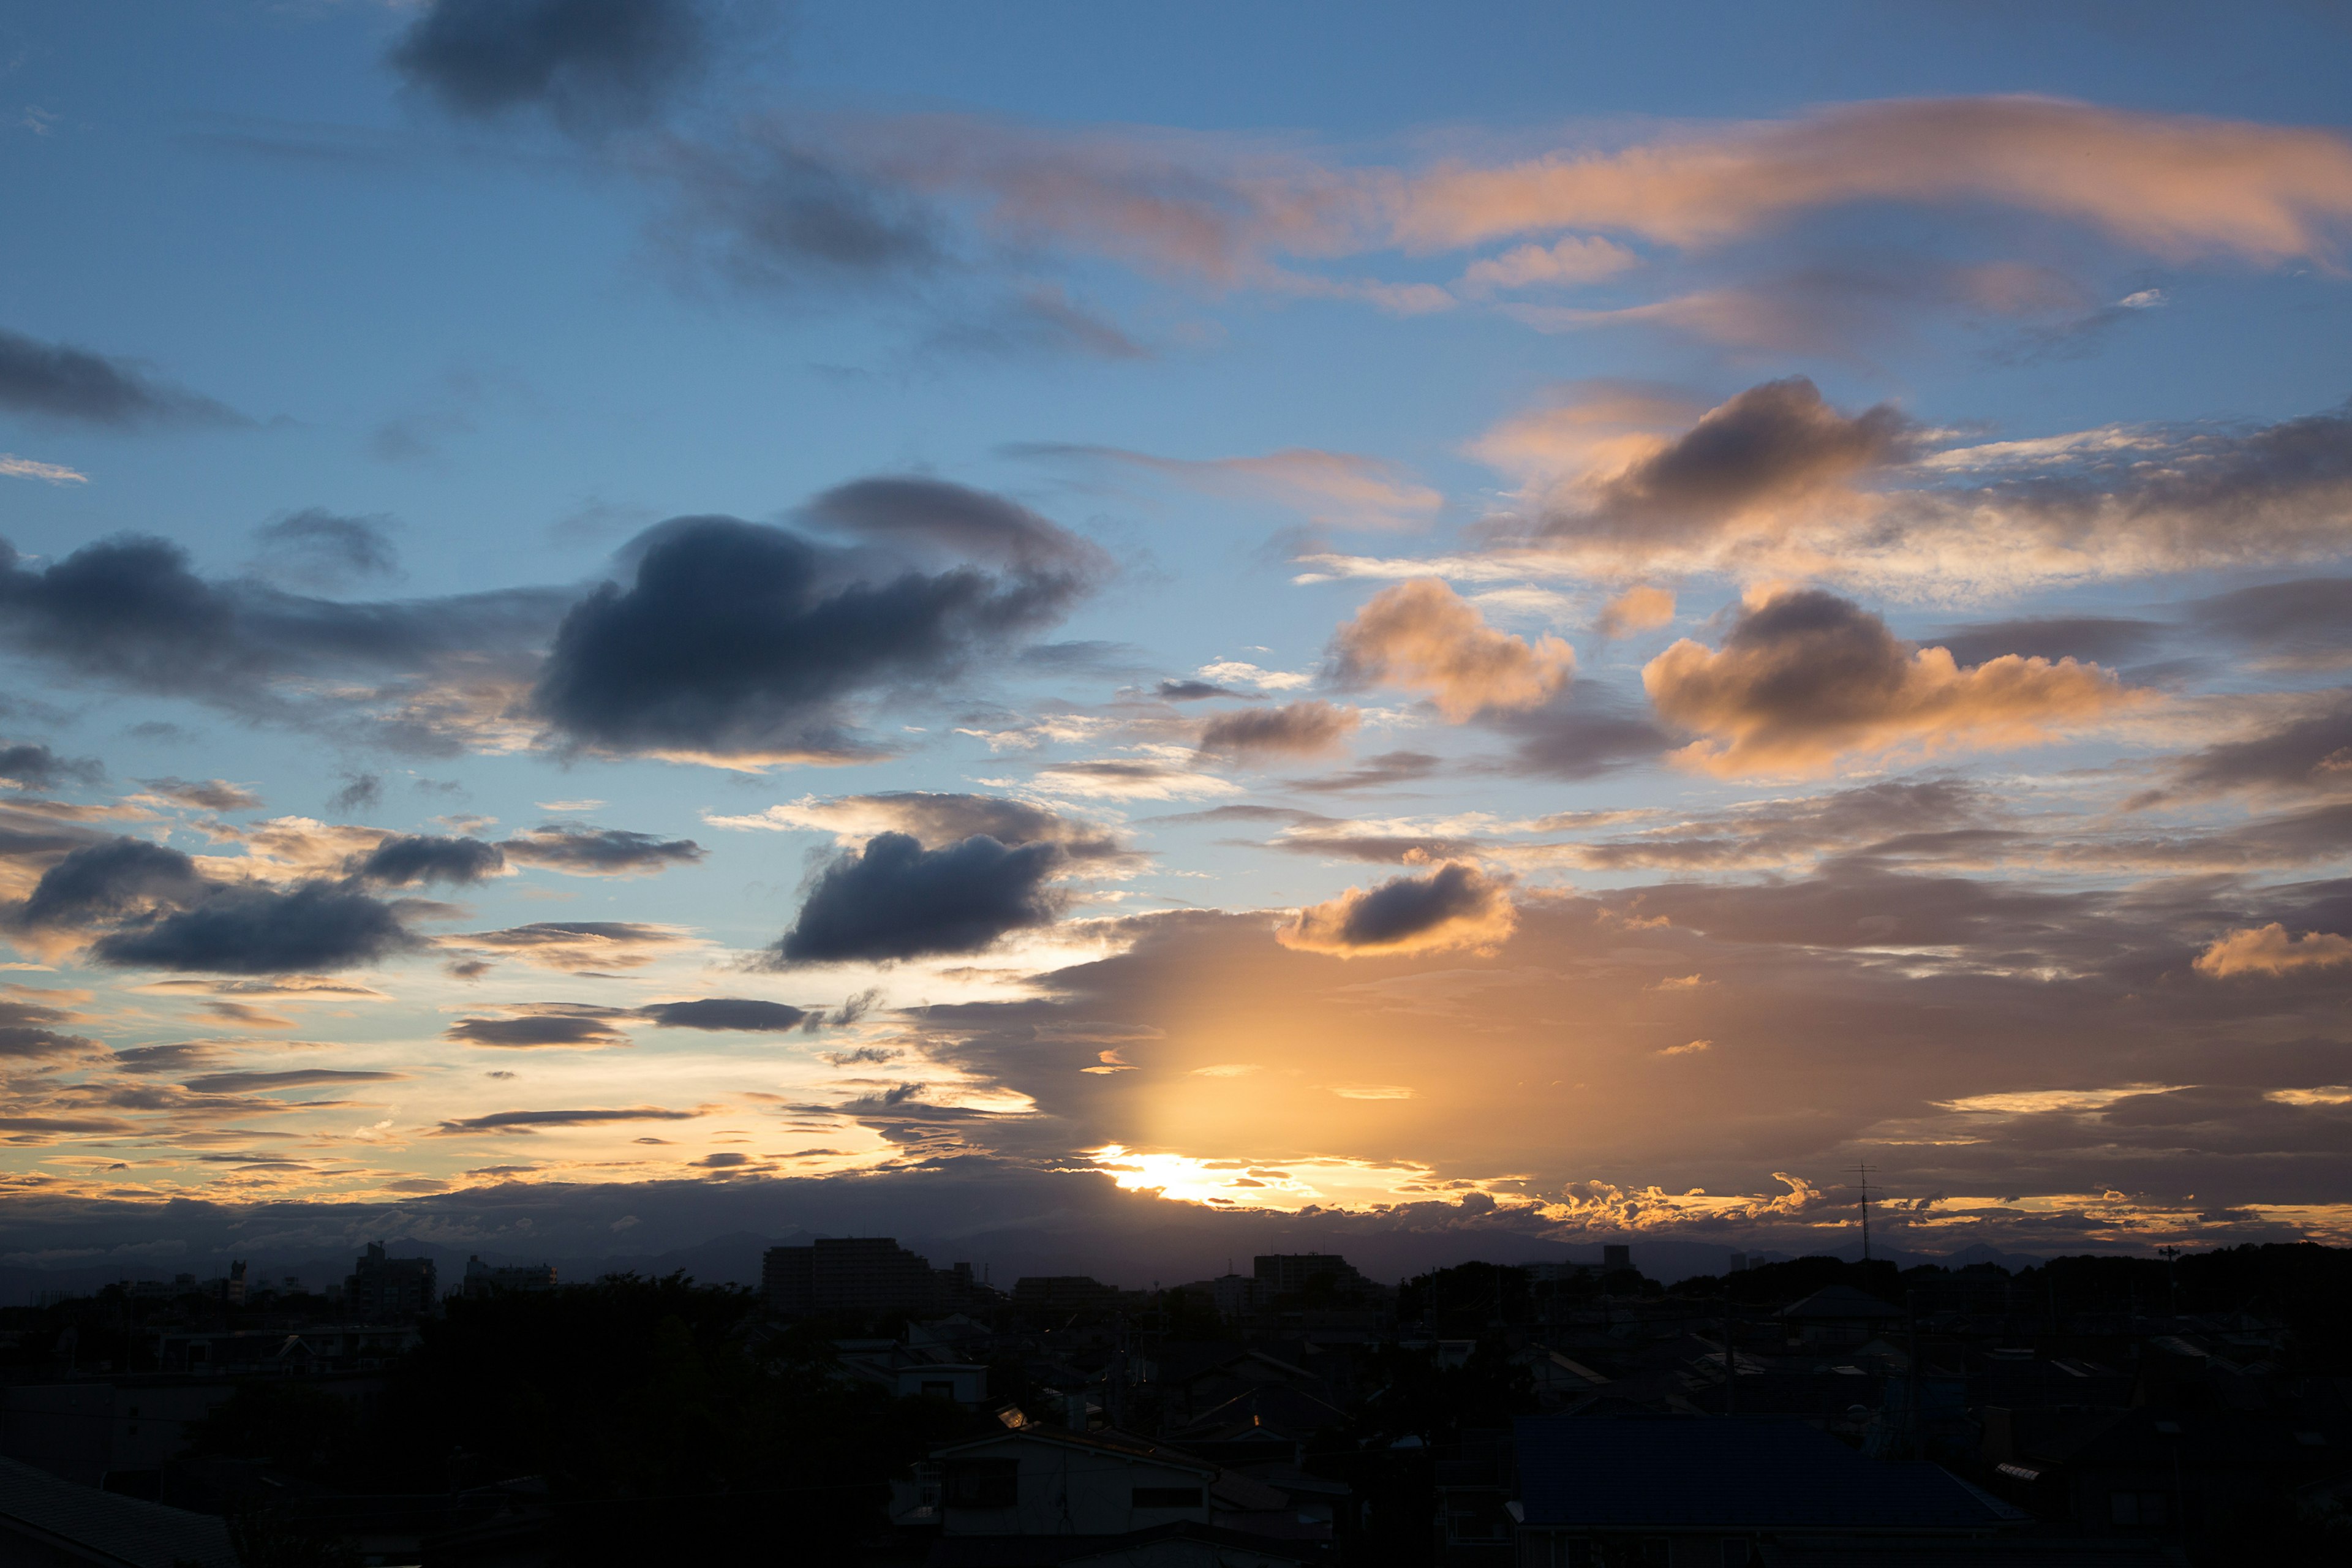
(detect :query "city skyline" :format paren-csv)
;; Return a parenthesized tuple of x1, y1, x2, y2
(2, 0, 2350, 1274)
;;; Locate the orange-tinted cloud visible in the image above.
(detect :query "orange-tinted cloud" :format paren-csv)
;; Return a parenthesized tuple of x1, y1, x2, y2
(1389, 97, 2352, 263)
(2193, 923, 2352, 978)
(1329, 578, 1574, 720)
(1197, 699, 1360, 760)
(1643, 589, 2133, 776)
(1596, 586, 1676, 639)
(1276, 861, 1517, 957)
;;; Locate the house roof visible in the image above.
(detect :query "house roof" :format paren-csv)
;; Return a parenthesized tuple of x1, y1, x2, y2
(1756, 1536, 2186, 1567)
(926, 1521, 1313, 1567)
(1513, 1416, 2022, 1531)
(932, 1425, 1217, 1477)
(1780, 1286, 1909, 1321)
(0, 1455, 239, 1568)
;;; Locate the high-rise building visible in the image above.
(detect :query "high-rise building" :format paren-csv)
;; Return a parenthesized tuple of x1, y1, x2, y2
(762, 1237, 937, 1317)
(462, 1256, 557, 1298)
(1252, 1253, 1370, 1297)
(345, 1242, 437, 1319)
(1602, 1244, 1632, 1272)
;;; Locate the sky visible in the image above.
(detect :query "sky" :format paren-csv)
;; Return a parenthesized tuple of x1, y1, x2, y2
(2, 0, 2351, 1281)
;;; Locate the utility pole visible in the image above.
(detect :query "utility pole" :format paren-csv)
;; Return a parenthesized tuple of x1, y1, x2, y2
(1851, 1162, 1876, 1263)
(2159, 1245, 2180, 1318)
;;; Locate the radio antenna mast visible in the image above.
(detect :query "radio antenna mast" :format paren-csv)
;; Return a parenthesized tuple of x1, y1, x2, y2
(1852, 1162, 1876, 1262)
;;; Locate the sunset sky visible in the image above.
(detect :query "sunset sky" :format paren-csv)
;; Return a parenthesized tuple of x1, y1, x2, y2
(3, 0, 2350, 1278)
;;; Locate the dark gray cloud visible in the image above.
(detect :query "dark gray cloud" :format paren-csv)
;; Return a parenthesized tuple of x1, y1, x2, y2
(181, 1069, 405, 1095)
(0, 532, 566, 725)
(1495, 689, 1671, 779)
(0, 998, 99, 1061)
(2184, 577, 2352, 664)
(329, 773, 385, 815)
(1542, 377, 1913, 546)
(532, 497, 1104, 760)
(433, 1106, 701, 1134)
(1197, 699, 1357, 760)
(1305, 861, 1498, 948)
(445, 1014, 633, 1048)
(88, 882, 421, 975)
(498, 824, 704, 875)
(137, 778, 260, 812)
(790, 792, 1129, 862)
(0, 744, 100, 792)
(920, 286, 1152, 363)
(2158, 693, 2352, 801)
(452, 921, 690, 973)
(355, 834, 509, 886)
(652, 124, 945, 289)
(1926, 615, 2164, 668)
(0, 326, 243, 429)
(7, 838, 423, 974)
(637, 998, 810, 1031)
(12, 840, 210, 931)
(1156, 679, 1248, 701)
(247, 511, 401, 592)
(390, 0, 715, 130)
(771, 832, 1065, 966)
(1286, 750, 1441, 794)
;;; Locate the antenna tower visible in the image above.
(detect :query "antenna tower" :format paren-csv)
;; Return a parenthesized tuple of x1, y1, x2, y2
(1852, 1161, 1876, 1262)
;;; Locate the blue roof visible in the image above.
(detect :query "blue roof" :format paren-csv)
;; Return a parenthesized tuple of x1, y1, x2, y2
(1513, 1417, 2019, 1531)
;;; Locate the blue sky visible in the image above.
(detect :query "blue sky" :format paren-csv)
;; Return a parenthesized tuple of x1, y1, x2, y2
(1, 0, 2350, 1277)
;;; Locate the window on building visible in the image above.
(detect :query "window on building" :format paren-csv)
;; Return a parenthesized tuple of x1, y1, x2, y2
(921, 1381, 954, 1400)
(1131, 1486, 1205, 1509)
(943, 1459, 1019, 1509)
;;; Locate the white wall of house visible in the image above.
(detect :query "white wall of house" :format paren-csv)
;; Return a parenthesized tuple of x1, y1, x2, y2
(938, 1433, 1216, 1537)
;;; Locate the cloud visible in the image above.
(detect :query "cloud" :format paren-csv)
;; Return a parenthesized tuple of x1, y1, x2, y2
(1286, 750, 1442, 794)
(2157, 694, 2352, 801)
(1276, 861, 1517, 958)
(84, 882, 421, 975)
(246, 511, 400, 592)
(498, 824, 705, 875)
(1015, 443, 1443, 532)
(432, 1106, 703, 1134)
(0, 532, 567, 743)
(0, 326, 243, 429)
(1328, 578, 1574, 720)
(445, 1014, 635, 1049)
(1457, 235, 1640, 295)
(1643, 589, 2133, 777)
(1596, 586, 1675, 640)
(135, 778, 260, 813)
(0, 996, 99, 1061)
(769, 832, 1065, 966)
(2193, 924, 2352, 979)
(181, 1069, 404, 1095)
(2184, 577, 2352, 668)
(1197, 699, 1360, 761)
(0, 744, 100, 792)
(1028, 760, 1243, 801)
(530, 494, 1106, 763)
(451, 921, 695, 973)
(1927, 616, 2165, 669)
(355, 834, 509, 887)
(1533, 378, 1919, 552)
(390, 0, 714, 131)
(1386, 97, 2352, 264)
(637, 998, 812, 1031)
(1156, 680, 1248, 702)
(0, 456, 87, 485)
(712, 791, 1129, 863)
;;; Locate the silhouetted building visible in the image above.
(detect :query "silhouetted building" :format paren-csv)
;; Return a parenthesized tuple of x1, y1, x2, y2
(462, 1256, 556, 1298)
(1252, 1254, 1370, 1297)
(344, 1242, 436, 1319)
(1601, 1244, 1631, 1271)
(763, 1237, 936, 1316)
(1011, 1276, 1123, 1314)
